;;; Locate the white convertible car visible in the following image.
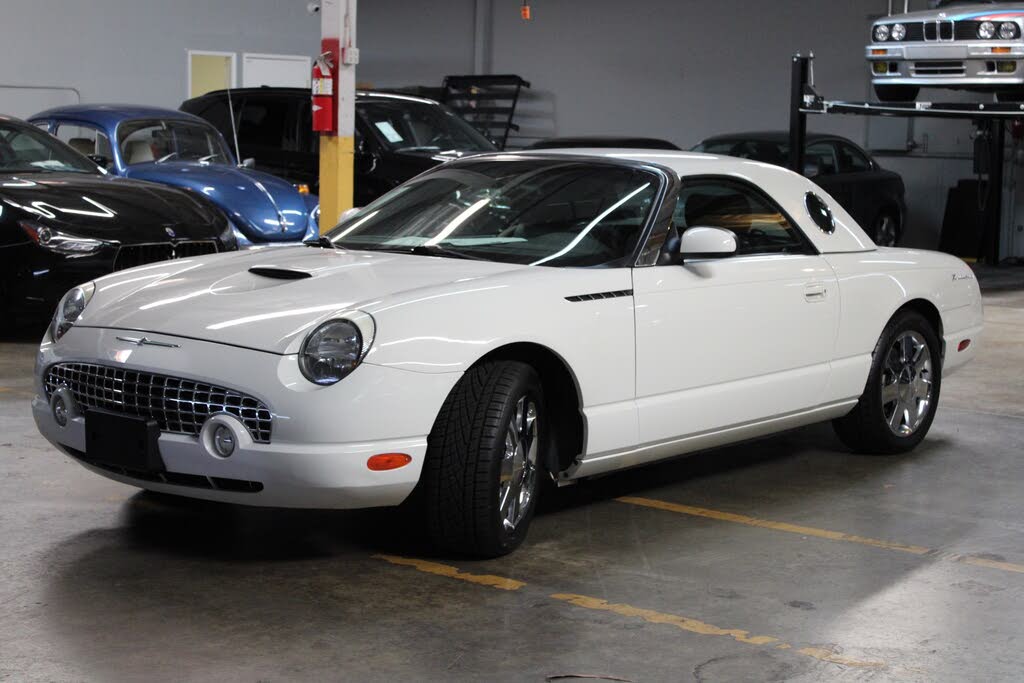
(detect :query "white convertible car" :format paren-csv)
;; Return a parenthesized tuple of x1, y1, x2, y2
(33, 150, 983, 556)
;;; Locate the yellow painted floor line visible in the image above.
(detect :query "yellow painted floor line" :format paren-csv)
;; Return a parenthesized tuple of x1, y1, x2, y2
(617, 496, 930, 555)
(551, 594, 885, 669)
(618, 496, 1024, 576)
(373, 554, 526, 591)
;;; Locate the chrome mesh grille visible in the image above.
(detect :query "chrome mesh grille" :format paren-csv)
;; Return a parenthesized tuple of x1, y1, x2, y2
(44, 363, 272, 443)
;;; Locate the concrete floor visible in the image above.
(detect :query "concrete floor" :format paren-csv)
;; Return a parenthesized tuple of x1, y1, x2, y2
(2, 284, 1023, 682)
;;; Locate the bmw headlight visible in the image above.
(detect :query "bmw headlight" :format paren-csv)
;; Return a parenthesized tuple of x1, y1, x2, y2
(874, 24, 890, 42)
(20, 221, 107, 254)
(299, 315, 375, 385)
(979, 21, 996, 39)
(890, 23, 906, 41)
(1000, 21, 1020, 40)
(51, 283, 96, 341)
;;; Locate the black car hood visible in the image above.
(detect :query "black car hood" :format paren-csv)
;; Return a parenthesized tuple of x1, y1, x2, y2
(0, 173, 225, 242)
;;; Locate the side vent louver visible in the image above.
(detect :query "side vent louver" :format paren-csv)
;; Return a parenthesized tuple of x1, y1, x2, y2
(565, 289, 633, 302)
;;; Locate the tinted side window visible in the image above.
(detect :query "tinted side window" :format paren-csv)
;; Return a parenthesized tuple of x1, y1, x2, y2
(54, 123, 113, 162)
(197, 98, 233, 137)
(675, 180, 808, 255)
(805, 142, 838, 176)
(238, 96, 298, 151)
(837, 143, 872, 173)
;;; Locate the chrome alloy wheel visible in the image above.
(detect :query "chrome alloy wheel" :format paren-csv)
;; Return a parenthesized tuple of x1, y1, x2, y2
(881, 331, 934, 436)
(499, 396, 538, 532)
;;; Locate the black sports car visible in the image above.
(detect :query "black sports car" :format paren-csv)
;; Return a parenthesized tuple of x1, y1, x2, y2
(694, 132, 907, 246)
(0, 116, 236, 317)
(181, 88, 498, 206)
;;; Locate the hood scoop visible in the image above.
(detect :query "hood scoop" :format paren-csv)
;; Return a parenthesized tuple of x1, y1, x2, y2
(248, 266, 314, 280)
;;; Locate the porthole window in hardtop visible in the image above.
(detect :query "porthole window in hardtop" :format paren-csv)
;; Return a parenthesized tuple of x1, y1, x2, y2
(805, 192, 835, 234)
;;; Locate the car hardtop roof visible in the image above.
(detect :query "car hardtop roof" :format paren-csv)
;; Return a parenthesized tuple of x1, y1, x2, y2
(701, 131, 856, 146)
(186, 87, 442, 106)
(29, 104, 209, 128)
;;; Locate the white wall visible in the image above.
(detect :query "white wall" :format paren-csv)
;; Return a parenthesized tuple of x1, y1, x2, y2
(0, 0, 984, 249)
(0, 0, 320, 117)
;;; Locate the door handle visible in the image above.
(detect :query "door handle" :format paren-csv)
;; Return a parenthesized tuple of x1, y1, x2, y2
(804, 282, 828, 302)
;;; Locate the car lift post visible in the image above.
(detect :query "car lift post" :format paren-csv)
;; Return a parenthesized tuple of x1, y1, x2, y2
(788, 54, 810, 175)
(787, 52, 1021, 264)
(319, 0, 358, 229)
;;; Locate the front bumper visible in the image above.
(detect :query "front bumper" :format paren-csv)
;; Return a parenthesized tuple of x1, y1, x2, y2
(33, 326, 462, 509)
(867, 42, 1024, 88)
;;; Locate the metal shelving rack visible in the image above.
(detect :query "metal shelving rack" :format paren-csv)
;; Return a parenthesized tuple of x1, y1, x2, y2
(442, 74, 531, 150)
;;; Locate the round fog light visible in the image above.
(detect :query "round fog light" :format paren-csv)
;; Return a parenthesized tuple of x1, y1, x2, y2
(53, 395, 68, 427)
(213, 425, 236, 457)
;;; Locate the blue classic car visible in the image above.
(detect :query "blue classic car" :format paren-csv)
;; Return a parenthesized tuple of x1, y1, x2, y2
(29, 105, 318, 246)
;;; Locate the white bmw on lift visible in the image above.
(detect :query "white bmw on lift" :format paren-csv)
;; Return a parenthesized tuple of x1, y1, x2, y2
(33, 150, 983, 556)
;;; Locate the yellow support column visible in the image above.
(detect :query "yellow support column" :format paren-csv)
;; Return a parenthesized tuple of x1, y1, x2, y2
(318, 134, 354, 232)
(318, 0, 357, 231)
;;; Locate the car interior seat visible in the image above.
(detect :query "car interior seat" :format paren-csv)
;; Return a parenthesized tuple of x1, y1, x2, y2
(126, 140, 155, 163)
(67, 138, 94, 156)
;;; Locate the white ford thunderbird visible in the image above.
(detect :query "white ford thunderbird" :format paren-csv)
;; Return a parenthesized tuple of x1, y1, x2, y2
(33, 150, 983, 556)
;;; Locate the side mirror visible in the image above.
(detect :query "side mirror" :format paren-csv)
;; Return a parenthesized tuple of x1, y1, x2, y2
(679, 226, 738, 260)
(338, 207, 362, 223)
(87, 154, 110, 168)
(240, 157, 256, 169)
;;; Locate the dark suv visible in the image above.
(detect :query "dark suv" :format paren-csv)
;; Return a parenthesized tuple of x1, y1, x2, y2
(181, 88, 497, 207)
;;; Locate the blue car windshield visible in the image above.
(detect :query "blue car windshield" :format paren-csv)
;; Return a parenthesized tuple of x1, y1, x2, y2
(118, 119, 232, 166)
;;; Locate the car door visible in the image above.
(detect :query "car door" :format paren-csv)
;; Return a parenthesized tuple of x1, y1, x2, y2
(632, 176, 839, 446)
(236, 93, 313, 187)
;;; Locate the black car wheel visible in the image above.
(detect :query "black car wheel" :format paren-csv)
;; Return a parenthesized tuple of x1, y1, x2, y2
(833, 310, 942, 455)
(422, 360, 546, 557)
(874, 85, 920, 103)
(872, 210, 900, 247)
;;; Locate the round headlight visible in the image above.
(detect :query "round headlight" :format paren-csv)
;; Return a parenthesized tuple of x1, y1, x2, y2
(299, 319, 364, 385)
(1000, 21, 1019, 40)
(891, 23, 906, 41)
(51, 283, 95, 341)
(874, 24, 890, 42)
(979, 21, 996, 39)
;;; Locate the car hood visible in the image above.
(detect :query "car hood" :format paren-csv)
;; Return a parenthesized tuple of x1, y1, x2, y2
(122, 162, 309, 242)
(79, 246, 526, 354)
(0, 172, 225, 241)
(884, 5, 1024, 22)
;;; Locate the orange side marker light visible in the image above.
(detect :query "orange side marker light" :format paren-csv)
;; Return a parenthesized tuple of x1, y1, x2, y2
(367, 453, 413, 471)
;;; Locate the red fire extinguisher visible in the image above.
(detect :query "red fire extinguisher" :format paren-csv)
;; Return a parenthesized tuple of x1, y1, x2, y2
(311, 51, 335, 133)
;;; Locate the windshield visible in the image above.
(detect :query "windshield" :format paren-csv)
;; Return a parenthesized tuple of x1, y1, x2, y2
(118, 119, 233, 165)
(359, 99, 497, 154)
(327, 158, 660, 267)
(0, 121, 99, 174)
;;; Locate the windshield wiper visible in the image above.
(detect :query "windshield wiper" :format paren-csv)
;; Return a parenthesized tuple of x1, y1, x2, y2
(197, 154, 222, 164)
(304, 236, 336, 249)
(155, 152, 178, 164)
(408, 244, 486, 260)
(395, 146, 441, 153)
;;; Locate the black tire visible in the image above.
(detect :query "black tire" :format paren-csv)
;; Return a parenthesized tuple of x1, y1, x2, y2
(833, 310, 942, 454)
(422, 360, 546, 557)
(874, 84, 920, 103)
(871, 209, 900, 247)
